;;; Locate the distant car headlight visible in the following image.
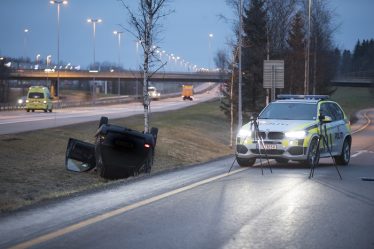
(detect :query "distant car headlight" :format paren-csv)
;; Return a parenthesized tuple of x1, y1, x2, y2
(237, 128, 252, 138)
(285, 130, 306, 139)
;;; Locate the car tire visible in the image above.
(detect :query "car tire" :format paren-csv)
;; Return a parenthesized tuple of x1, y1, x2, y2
(32, 109, 35, 112)
(144, 148, 154, 174)
(334, 138, 350, 165)
(99, 116, 109, 128)
(275, 158, 289, 164)
(26, 109, 30, 112)
(236, 157, 256, 167)
(307, 137, 320, 167)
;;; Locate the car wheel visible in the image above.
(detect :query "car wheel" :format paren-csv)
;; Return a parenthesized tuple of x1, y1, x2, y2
(32, 109, 35, 112)
(275, 158, 289, 164)
(144, 149, 154, 174)
(307, 137, 320, 167)
(99, 116, 109, 128)
(44, 109, 47, 113)
(236, 157, 256, 167)
(26, 109, 30, 112)
(334, 138, 350, 165)
(49, 108, 53, 112)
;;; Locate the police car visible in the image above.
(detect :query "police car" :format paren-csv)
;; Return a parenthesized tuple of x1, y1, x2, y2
(236, 95, 352, 167)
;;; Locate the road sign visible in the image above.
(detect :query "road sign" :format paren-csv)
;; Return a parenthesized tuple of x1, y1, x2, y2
(263, 60, 284, 89)
(263, 60, 284, 102)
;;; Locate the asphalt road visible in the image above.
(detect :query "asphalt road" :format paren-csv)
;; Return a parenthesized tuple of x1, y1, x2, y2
(0, 109, 373, 249)
(0, 88, 218, 135)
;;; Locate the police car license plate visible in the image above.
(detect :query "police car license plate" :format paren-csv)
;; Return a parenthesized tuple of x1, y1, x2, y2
(258, 144, 277, 150)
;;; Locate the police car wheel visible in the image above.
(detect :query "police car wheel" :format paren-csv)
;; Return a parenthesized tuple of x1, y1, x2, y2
(236, 157, 256, 167)
(307, 138, 320, 167)
(334, 139, 350, 165)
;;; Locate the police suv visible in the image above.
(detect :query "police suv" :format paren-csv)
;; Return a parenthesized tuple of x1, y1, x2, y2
(236, 95, 352, 167)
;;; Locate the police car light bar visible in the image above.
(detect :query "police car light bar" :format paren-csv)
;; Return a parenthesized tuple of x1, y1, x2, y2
(277, 94, 329, 100)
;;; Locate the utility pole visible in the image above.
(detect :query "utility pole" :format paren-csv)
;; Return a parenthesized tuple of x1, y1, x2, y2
(238, 0, 243, 129)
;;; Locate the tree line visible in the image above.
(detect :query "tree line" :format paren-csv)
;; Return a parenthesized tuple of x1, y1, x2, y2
(339, 39, 374, 76)
(217, 0, 342, 130)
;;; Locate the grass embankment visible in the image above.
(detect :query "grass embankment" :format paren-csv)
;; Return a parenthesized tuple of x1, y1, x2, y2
(0, 100, 233, 213)
(330, 87, 374, 123)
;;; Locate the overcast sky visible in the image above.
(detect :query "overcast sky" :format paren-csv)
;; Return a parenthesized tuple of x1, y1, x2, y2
(0, 0, 373, 70)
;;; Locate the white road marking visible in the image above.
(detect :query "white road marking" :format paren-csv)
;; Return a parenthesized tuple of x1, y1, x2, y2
(351, 150, 374, 158)
(352, 111, 371, 134)
(8, 166, 248, 249)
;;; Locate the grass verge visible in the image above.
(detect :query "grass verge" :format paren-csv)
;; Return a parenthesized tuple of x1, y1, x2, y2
(330, 87, 374, 123)
(0, 99, 233, 213)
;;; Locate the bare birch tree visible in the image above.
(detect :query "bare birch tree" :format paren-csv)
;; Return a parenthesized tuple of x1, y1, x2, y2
(118, 0, 173, 132)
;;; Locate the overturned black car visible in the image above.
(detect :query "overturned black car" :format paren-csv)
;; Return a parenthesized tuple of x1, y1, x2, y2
(65, 116, 158, 179)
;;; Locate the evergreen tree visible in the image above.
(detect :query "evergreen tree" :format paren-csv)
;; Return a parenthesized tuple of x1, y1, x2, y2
(285, 11, 305, 94)
(340, 49, 352, 74)
(242, 0, 267, 114)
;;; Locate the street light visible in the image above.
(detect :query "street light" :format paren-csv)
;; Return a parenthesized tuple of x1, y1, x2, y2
(113, 30, 123, 67)
(87, 18, 102, 67)
(113, 30, 123, 95)
(208, 33, 214, 70)
(87, 18, 102, 102)
(23, 29, 29, 61)
(304, 0, 311, 95)
(50, 0, 68, 98)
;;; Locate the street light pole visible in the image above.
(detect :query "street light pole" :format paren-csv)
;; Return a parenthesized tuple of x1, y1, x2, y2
(304, 0, 311, 95)
(23, 29, 29, 62)
(87, 18, 102, 66)
(50, 0, 68, 98)
(87, 18, 102, 102)
(208, 33, 213, 70)
(113, 30, 123, 95)
(238, 0, 243, 129)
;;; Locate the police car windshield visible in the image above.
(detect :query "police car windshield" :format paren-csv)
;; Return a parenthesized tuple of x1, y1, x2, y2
(259, 102, 317, 120)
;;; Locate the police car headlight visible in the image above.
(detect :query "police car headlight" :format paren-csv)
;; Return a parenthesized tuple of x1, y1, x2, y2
(43, 100, 47, 104)
(237, 128, 252, 138)
(285, 131, 306, 139)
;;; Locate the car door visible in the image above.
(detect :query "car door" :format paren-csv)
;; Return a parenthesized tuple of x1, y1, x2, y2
(319, 102, 337, 154)
(328, 102, 346, 154)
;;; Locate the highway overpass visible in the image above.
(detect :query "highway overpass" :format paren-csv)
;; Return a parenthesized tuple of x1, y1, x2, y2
(5, 69, 230, 82)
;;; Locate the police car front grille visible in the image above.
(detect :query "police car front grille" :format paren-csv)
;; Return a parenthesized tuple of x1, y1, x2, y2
(256, 131, 284, 140)
(268, 132, 284, 140)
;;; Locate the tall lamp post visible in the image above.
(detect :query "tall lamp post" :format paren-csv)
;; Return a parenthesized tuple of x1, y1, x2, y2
(304, 0, 311, 95)
(113, 30, 123, 95)
(238, 0, 243, 129)
(87, 18, 102, 66)
(50, 0, 68, 98)
(23, 29, 29, 62)
(87, 18, 102, 102)
(208, 33, 213, 70)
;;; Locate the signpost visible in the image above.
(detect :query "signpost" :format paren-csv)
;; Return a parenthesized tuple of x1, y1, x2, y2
(263, 60, 284, 102)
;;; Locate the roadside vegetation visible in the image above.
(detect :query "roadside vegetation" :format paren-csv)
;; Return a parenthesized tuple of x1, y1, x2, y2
(0, 100, 232, 213)
(330, 87, 374, 122)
